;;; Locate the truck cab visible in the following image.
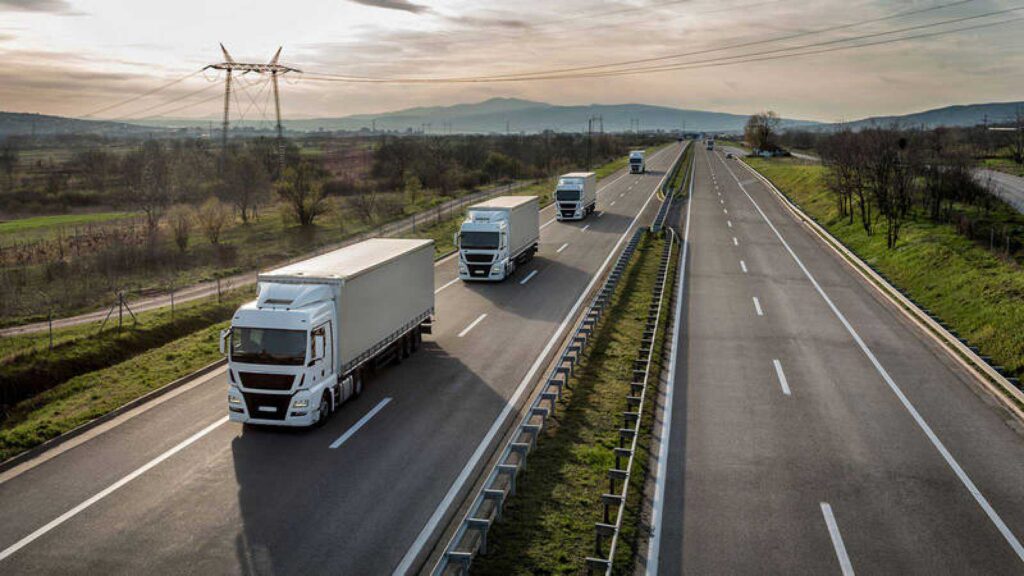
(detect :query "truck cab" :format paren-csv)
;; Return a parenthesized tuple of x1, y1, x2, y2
(629, 150, 646, 174)
(222, 283, 347, 427)
(457, 212, 510, 281)
(555, 172, 597, 221)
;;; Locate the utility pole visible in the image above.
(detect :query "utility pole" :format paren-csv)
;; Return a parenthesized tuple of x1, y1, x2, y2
(205, 45, 301, 174)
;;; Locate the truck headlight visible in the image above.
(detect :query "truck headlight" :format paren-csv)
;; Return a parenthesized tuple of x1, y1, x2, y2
(293, 399, 310, 409)
(491, 263, 502, 273)
(228, 394, 242, 405)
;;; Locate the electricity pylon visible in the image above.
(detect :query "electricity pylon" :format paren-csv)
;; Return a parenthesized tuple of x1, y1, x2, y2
(205, 44, 301, 172)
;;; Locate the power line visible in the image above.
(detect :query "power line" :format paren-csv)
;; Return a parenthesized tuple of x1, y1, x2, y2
(80, 69, 203, 118)
(304, 0, 985, 84)
(301, 5, 1021, 85)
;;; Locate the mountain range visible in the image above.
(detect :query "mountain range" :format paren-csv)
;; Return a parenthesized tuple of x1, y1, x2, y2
(1, 98, 1021, 138)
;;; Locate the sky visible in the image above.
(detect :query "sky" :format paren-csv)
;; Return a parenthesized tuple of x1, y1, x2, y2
(0, 0, 1022, 123)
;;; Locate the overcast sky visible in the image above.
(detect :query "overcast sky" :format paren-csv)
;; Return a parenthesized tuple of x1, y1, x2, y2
(0, 0, 1021, 123)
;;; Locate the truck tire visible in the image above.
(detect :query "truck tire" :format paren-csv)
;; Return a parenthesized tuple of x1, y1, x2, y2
(315, 393, 331, 427)
(413, 330, 422, 351)
(354, 369, 364, 397)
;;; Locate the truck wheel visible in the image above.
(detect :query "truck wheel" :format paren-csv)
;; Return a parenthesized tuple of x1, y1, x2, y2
(402, 334, 412, 359)
(412, 330, 421, 351)
(354, 370, 364, 397)
(315, 393, 331, 427)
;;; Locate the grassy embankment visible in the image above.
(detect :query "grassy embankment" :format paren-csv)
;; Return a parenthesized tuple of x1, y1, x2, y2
(473, 233, 672, 575)
(0, 150, 662, 463)
(981, 157, 1024, 178)
(0, 212, 136, 242)
(745, 157, 1024, 383)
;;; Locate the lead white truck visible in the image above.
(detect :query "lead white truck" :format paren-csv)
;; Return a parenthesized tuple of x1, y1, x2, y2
(457, 195, 539, 282)
(221, 238, 435, 427)
(554, 172, 597, 221)
(629, 150, 646, 174)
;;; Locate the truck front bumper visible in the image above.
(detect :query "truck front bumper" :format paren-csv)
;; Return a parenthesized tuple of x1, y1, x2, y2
(228, 386, 319, 427)
(459, 260, 506, 281)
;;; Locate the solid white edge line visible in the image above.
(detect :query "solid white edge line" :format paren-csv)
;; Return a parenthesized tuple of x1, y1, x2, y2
(403, 142, 683, 576)
(330, 398, 393, 449)
(773, 359, 792, 396)
(0, 416, 229, 562)
(557, 243, 569, 253)
(717, 152, 1024, 563)
(540, 217, 556, 230)
(457, 313, 487, 338)
(753, 296, 764, 317)
(646, 141, 693, 576)
(519, 270, 538, 285)
(821, 502, 856, 576)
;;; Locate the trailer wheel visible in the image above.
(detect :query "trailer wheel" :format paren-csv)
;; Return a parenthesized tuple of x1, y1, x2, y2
(402, 334, 412, 359)
(412, 330, 422, 351)
(354, 370, 364, 397)
(315, 393, 331, 427)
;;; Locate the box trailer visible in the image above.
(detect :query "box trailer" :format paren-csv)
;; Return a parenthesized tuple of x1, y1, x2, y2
(457, 195, 539, 281)
(629, 150, 646, 174)
(554, 172, 597, 221)
(221, 238, 435, 427)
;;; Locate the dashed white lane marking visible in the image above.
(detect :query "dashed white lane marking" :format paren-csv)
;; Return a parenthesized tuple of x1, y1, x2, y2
(519, 270, 538, 285)
(610, 200, 617, 206)
(821, 503, 856, 576)
(732, 237, 739, 246)
(727, 220, 733, 228)
(740, 260, 748, 273)
(557, 243, 569, 253)
(581, 224, 591, 232)
(773, 359, 792, 395)
(330, 398, 392, 449)
(457, 313, 487, 338)
(753, 296, 764, 316)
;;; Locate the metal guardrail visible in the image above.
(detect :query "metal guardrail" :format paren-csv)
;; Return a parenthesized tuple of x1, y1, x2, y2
(432, 227, 649, 576)
(585, 228, 675, 575)
(652, 142, 690, 232)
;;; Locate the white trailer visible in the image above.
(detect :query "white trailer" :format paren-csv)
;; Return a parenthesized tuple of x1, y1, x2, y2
(457, 195, 539, 282)
(221, 238, 435, 427)
(629, 150, 646, 174)
(554, 172, 597, 221)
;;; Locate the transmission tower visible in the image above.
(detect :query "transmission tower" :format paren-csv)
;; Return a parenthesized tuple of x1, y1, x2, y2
(205, 44, 301, 172)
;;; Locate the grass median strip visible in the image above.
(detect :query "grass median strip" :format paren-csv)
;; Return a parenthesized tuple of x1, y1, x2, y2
(472, 233, 671, 576)
(745, 157, 1024, 382)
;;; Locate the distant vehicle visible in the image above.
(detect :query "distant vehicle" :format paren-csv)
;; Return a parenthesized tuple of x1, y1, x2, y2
(706, 139, 715, 151)
(457, 195, 539, 281)
(726, 152, 735, 159)
(554, 171, 598, 221)
(222, 238, 435, 427)
(629, 150, 646, 174)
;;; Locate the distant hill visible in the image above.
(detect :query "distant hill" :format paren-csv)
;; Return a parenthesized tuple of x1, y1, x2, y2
(130, 97, 821, 134)
(828, 101, 1024, 131)
(0, 112, 161, 138)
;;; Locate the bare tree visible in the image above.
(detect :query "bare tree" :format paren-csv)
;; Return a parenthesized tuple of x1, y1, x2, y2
(745, 111, 781, 152)
(168, 205, 193, 253)
(122, 141, 172, 238)
(196, 197, 231, 245)
(222, 150, 271, 223)
(276, 161, 328, 226)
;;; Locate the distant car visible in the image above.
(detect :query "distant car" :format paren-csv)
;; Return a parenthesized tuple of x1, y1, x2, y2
(725, 152, 735, 159)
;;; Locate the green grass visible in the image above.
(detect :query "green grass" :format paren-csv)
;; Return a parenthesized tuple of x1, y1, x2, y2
(981, 158, 1024, 178)
(746, 157, 1024, 380)
(0, 211, 136, 241)
(666, 141, 695, 197)
(472, 234, 671, 575)
(0, 320, 229, 462)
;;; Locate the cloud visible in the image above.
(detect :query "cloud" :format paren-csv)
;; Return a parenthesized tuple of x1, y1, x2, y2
(0, 0, 80, 13)
(347, 0, 431, 14)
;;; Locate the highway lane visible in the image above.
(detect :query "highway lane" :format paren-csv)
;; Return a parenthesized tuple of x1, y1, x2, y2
(650, 145, 1024, 574)
(0, 143, 683, 575)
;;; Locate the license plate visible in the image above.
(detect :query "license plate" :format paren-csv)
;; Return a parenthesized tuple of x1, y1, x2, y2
(473, 270, 484, 276)
(258, 406, 277, 413)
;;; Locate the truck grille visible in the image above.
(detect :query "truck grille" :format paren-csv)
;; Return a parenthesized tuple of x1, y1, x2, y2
(468, 264, 491, 277)
(559, 204, 577, 218)
(242, 392, 291, 420)
(239, 372, 295, 391)
(463, 253, 494, 263)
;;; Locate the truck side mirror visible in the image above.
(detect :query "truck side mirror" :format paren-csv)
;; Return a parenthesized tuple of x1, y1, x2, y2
(219, 329, 231, 356)
(314, 334, 325, 362)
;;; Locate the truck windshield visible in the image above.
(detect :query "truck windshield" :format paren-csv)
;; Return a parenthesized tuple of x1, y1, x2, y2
(231, 328, 307, 365)
(461, 231, 499, 249)
(556, 189, 580, 202)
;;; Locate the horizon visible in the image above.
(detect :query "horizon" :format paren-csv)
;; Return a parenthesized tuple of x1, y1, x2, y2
(1, 0, 1021, 123)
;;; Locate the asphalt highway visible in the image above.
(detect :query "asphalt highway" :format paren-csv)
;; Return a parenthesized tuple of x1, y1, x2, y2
(0, 143, 683, 575)
(648, 145, 1024, 574)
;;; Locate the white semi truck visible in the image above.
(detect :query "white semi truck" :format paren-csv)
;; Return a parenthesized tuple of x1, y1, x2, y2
(457, 195, 539, 282)
(706, 139, 715, 151)
(629, 150, 646, 174)
(221, 238, 435, 427)
(554, 172, 597, 221)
